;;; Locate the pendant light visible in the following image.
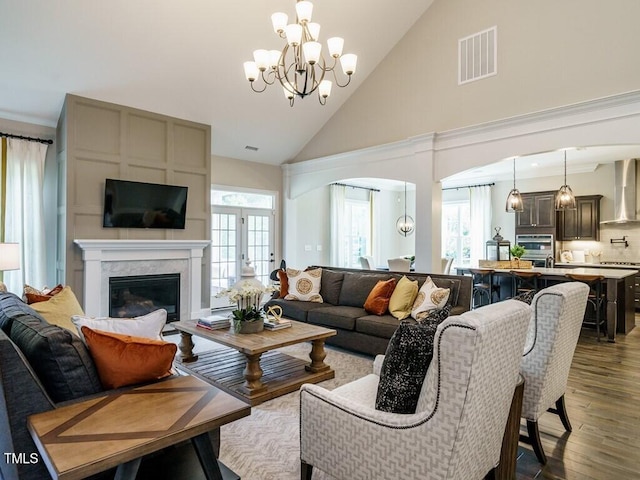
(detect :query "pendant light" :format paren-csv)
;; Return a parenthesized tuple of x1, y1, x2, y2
(505, 158, 524, 212)
(555, 150, 577, 210)
(396, 182, 415, 236)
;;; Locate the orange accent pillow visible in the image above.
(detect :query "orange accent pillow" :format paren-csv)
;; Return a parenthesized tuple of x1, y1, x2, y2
(277, 269, 289, 298)
(364, 278, 397, 315)
(24, 284, 64, 304)
(81, 326, 177, 389)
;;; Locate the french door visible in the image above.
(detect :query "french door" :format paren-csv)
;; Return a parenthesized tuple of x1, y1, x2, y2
(211, 206, 275, 308)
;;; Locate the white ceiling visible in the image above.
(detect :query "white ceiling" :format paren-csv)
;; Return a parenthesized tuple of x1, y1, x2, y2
(0, 0, 433, 165)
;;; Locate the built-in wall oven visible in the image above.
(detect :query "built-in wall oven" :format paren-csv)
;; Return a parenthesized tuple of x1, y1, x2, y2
(515, 234, 555, 267)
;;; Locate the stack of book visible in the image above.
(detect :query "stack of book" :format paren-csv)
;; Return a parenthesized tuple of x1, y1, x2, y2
(197, 315, 230, 330)
(264, 317, 292, 330)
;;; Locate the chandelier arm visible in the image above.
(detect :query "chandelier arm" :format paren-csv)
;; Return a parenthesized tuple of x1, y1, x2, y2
(249, 81, 269, 94)
(261, 69, 277, 86)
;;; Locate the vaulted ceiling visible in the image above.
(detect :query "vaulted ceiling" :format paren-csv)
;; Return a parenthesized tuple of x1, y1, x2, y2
(0, 0, 434, 165)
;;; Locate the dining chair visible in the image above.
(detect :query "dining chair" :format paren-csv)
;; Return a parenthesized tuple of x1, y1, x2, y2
(387, 257, 411, 272)
(519, 282, 589, 464)
(441, 257, 454, 275)
(359, 256, 376, 270)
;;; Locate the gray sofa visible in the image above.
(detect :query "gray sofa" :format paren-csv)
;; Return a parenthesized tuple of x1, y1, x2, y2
(265, 266, 472, 356)
(0, 292, 220, 480)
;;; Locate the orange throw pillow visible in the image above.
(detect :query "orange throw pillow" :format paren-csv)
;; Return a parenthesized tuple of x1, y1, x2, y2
(277, 269, 289, 298)
(81, 326, 177, 389)
(364, 278, 397, 315)
(24, 284, 64, 304)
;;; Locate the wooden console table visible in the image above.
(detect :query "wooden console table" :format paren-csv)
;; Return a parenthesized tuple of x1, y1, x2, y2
(27, 375, 250, 480)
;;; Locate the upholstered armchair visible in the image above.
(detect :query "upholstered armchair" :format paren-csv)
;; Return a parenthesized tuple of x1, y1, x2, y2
(300, 300, 531, 480)
(519, 282, 589, 464)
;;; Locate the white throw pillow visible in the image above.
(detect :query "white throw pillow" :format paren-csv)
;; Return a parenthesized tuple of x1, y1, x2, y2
(284, 268, 323, 302)
(72, 309, 167, 344)
(411, 277, 450, 320)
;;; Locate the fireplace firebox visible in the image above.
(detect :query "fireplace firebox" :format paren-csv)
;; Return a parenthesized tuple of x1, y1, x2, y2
(109, 273, 180, 322)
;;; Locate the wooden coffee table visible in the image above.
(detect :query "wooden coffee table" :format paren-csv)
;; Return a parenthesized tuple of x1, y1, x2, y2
(27, 375, 250, 480)
(173, 319, 337, 406)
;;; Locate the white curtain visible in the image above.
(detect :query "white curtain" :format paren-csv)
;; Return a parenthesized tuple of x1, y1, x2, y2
(330, 184, 347, 267)
(469, 185, 492, 264)
(4, 138, 48, 292)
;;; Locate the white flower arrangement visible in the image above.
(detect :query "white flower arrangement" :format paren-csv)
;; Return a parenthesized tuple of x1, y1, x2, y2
(215, 280, 277, 322)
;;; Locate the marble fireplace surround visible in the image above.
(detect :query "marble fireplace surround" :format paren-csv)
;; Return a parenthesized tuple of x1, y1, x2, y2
(74, 239, 210, 321)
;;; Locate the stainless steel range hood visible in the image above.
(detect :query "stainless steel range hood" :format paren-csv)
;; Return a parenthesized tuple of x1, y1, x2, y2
(600, 159, 640, 224)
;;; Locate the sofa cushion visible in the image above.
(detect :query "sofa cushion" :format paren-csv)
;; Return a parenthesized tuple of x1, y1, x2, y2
(71, 308, 167, 344)
(307, 306, 365, 331)
(82, 327, 176, 389)
(364, 278, 397, 315)
(388, 276, 419, 320)
(284, 268, 323, 302)
(355, 314, 401, 340)
(319, 269, 344, 305)
(264, 298, 326, 322)
(375, 319, 439, 414)
(30, 286, 84, 333)
(0, 292, 46, 332)
(8, 315, 103, 402)
(338, 272, 387, 308)
(411, 276, 451, 320)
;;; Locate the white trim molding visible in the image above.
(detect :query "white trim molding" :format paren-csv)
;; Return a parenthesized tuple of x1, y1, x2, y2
(74, 239, 210, 320)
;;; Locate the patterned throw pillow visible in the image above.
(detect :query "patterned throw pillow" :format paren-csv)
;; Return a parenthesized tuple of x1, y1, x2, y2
(364, 278, 397, 315)
(388, 276, 419, 320)
(376, 304, 452, 414)
(23, 284, 64, 304)
(284, 268, 323, 302)
(411, 276, 450, 320)
(513, 290, 536, 305)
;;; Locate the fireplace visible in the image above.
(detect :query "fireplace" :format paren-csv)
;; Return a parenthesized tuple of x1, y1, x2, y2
(109, 273, 180, 322)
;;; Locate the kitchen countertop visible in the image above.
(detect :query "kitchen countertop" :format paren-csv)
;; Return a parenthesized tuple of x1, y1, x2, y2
(555, 262, 640, 270)
(457, 265, 638, 279)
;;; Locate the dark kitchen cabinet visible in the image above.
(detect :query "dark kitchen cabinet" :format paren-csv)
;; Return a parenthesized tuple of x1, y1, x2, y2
(516, 191, 556, 232)
(557, 195, 602, 241)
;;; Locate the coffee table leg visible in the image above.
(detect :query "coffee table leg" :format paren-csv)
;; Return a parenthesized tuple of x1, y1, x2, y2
(241, 353, 267, 393)
(306, 339, 330, 373)
(178, 331, 198, 363)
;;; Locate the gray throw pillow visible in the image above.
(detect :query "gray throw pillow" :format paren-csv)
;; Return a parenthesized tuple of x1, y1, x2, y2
(375, 304, 452, 414)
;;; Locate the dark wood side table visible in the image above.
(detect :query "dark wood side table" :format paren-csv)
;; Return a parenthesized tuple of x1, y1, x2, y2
(27, 375, 250, 480)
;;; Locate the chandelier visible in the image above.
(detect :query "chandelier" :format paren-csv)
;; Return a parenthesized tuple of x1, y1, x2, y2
(396, 182, 415, 236)
(243, 0, 358, 107)
(555, 149, 577, 210)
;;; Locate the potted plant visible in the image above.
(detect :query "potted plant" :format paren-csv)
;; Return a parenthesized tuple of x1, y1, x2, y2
(510, 244, 526, 267)
(215, 280, 276, 334)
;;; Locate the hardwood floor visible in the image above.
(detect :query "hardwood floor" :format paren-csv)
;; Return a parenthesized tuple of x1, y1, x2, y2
(516, 320, 640, 479)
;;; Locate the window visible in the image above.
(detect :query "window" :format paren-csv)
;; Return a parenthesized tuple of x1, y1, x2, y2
(442, 201, 471, 266)
(344, 199, 371, 268)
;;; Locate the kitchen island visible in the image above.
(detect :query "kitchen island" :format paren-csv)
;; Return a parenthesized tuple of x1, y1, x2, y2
(455, 266, 637, 342)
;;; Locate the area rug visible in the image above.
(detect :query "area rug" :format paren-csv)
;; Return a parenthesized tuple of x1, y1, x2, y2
(217, 343, 374, 480)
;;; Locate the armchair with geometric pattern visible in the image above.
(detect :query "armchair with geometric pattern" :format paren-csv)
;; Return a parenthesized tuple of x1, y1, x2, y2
(300, 299, 532, 480)
(519, 282, 589, 464)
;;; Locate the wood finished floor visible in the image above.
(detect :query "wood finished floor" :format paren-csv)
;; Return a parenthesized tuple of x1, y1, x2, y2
(516, 319, 640, 480)
(138, 321, 640, 480)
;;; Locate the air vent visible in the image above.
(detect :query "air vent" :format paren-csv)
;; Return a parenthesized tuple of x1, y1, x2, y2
(245, 145, 259, 151)
(458, 26, 497, 85)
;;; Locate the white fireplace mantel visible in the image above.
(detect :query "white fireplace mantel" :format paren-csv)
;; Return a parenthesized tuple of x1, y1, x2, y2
(74, 239, 210, 320)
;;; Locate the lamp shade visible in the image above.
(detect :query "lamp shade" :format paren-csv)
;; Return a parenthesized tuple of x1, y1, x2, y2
(0, 243, 20, 271)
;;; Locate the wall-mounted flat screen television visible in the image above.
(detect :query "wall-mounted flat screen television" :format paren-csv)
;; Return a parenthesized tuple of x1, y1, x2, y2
(103, 178, 188, 229)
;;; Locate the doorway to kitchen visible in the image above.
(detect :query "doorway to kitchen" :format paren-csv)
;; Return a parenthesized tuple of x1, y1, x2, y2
(210, 188, 276, 309)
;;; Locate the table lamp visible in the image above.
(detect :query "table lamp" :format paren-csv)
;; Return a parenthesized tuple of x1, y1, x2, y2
(0, 243, 21, 293)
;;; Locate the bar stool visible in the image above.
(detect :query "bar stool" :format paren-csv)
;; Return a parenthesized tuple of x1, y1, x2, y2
(510, 270, 543, 299)
(468, 268, 499, 308)
(565, 273, 606, 341)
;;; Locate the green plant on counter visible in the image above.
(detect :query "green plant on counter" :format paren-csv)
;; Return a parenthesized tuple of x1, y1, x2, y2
(510, 244, 526, 259)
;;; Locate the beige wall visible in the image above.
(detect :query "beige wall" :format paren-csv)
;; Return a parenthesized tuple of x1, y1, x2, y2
(295, 0, 640, 162)
(57, 94, 211, 307)
(212, 155, 282, 192)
